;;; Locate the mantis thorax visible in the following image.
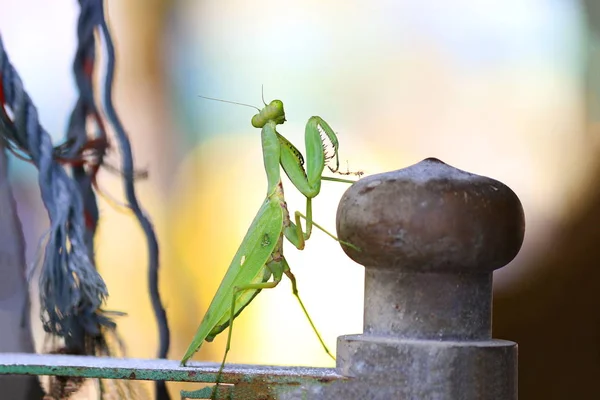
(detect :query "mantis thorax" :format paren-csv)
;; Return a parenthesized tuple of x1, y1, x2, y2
(251, 100, 286, 128)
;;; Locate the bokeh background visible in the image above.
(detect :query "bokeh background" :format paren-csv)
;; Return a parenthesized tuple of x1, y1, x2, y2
(1, 0, 600, 398)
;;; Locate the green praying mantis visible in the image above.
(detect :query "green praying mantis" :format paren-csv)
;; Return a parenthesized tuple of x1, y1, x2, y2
(180, 95, 360, 396)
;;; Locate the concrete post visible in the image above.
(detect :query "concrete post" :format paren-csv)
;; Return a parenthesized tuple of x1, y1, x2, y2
(286, 157, 525, 400)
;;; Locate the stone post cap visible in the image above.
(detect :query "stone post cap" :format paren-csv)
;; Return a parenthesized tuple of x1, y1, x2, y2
(336, 157, 525, 273)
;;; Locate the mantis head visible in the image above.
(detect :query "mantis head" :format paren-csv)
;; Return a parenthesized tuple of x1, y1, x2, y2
(251, 100, 286, 128)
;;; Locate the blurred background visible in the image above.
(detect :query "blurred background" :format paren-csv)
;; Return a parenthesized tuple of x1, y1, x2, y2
(1, 0, 600, 398)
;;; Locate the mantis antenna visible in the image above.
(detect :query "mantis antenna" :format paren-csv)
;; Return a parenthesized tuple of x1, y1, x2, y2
(198, 95, 260, 111)
(261, 84, 267, 106)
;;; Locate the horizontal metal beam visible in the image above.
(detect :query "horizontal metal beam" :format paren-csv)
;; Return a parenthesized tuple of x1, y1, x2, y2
(0, 353, 341, 386)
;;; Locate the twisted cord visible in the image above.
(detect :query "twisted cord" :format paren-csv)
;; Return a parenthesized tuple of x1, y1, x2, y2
(97, 2, 170, 398)
(0, 35, 113, 345)
(67, 0, 106, 244)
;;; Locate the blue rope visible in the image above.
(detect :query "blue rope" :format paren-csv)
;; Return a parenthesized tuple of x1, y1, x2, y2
(97, 2, 170, 399)
(67, 0, 104, 252)
(0, 34, 113, 346)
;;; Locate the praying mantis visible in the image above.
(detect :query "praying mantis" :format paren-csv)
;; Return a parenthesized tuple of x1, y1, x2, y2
(180, 95, 360, 396)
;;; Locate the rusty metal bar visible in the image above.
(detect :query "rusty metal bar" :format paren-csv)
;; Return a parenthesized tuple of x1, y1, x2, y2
(0, 353, 343, 399)
(0, 353, 341, 384)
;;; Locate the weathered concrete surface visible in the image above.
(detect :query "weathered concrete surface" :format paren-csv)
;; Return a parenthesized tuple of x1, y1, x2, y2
(0, 148, 43, 399)
(330, 158, 524, 400)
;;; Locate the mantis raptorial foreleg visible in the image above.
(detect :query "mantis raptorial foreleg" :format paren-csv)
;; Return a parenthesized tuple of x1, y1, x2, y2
(277, 116, 360, 242)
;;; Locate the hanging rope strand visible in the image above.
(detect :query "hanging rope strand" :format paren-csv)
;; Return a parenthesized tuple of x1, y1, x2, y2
(97, 2, 171, 399)
(67, 0, 108, 245)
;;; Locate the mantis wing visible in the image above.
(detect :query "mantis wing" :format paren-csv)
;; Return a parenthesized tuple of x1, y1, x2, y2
(181, 195, 283, 364)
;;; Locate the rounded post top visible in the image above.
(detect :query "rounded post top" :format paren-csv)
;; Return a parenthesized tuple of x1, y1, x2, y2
(336, 158, 525, 273)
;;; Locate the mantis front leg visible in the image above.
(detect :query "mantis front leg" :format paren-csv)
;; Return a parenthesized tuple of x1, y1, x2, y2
(277, 117, 347, 240)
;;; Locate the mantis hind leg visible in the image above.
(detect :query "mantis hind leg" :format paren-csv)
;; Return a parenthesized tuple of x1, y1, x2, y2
(282, 257, 335, 361)
(210, 277, 281, 399)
